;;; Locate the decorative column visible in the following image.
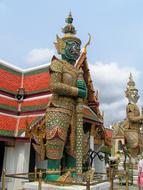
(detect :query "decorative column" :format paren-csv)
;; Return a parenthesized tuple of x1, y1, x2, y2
(76, 69, 84, 179)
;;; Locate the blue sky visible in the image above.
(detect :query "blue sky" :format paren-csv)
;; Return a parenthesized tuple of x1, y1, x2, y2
(0, 0, 143, 126)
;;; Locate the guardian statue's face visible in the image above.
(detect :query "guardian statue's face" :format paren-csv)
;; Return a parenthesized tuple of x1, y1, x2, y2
(62, 40, 81, 64)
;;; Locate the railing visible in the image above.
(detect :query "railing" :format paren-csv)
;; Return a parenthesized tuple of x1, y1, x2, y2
(1, 169, 109, 190)
(109, 167, 130, 190)
(108, 162, 137, 190)
(1, 164, 137, 190)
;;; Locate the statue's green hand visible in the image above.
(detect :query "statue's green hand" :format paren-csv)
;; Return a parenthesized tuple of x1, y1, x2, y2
(77, 80, 86, 90)
(77, 80, 87, 98)
(78, 89, 87, 98)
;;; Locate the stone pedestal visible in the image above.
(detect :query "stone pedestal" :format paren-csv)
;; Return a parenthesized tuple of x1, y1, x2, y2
(24, 181, 110, 190)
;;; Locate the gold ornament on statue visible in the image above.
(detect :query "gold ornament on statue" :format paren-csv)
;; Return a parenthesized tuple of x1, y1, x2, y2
(83, 33, 91, 54)
(54, 35, 66, 54)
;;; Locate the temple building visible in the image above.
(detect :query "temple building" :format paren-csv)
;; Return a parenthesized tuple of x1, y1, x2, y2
(0, 58, 105, 189)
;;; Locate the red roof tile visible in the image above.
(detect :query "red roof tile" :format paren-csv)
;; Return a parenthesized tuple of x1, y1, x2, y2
(0, 97, 19, 108)
(23, 72, 50, 94)
(0, 115, 17, 131)
(0, 113, 44, 133)
(83, 107, 93, 116)
(0, 69, 21, 93)
(104, 128, 112, 147)
(20, 97, 50, 112)
(22, 98, 49, 107)
(18, 116, 40, 131)
(105, 128, 112, 138)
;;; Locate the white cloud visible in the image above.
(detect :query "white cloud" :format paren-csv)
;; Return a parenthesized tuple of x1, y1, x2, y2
(89, 62, 140, 126)
(26, 48, 54, 65)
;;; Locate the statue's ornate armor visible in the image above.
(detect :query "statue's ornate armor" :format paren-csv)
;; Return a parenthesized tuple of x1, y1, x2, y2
(127, 103, 140, 130)
(46, 59, 79, 160)
(125, 103, 140, 151)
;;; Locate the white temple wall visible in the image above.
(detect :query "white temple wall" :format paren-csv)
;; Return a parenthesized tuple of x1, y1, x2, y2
(3, 142, 31, 190)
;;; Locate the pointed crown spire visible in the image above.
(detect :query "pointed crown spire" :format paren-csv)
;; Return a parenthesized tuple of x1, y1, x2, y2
(62, 12, 76, 34)
(127, 73, 135, 87)
(62, 12, 81, 44)
(125, 73, 139, 103)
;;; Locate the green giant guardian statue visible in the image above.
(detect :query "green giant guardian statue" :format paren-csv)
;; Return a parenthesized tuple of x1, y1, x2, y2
(39, 13, 87, 181)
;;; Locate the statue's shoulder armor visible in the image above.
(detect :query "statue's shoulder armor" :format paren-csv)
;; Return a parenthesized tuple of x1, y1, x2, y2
(49, 59, 63, 73)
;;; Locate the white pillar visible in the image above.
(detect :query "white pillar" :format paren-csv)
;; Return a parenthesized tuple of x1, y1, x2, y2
(3, 145, 15, 190)
(94, 144, 106, 173)
(35, 153, 47, 169)
(90, 135, 95, 168)
(3, 142, 31, 190)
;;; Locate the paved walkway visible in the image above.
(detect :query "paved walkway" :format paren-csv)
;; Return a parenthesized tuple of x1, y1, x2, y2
(113, 184, 138, 189)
